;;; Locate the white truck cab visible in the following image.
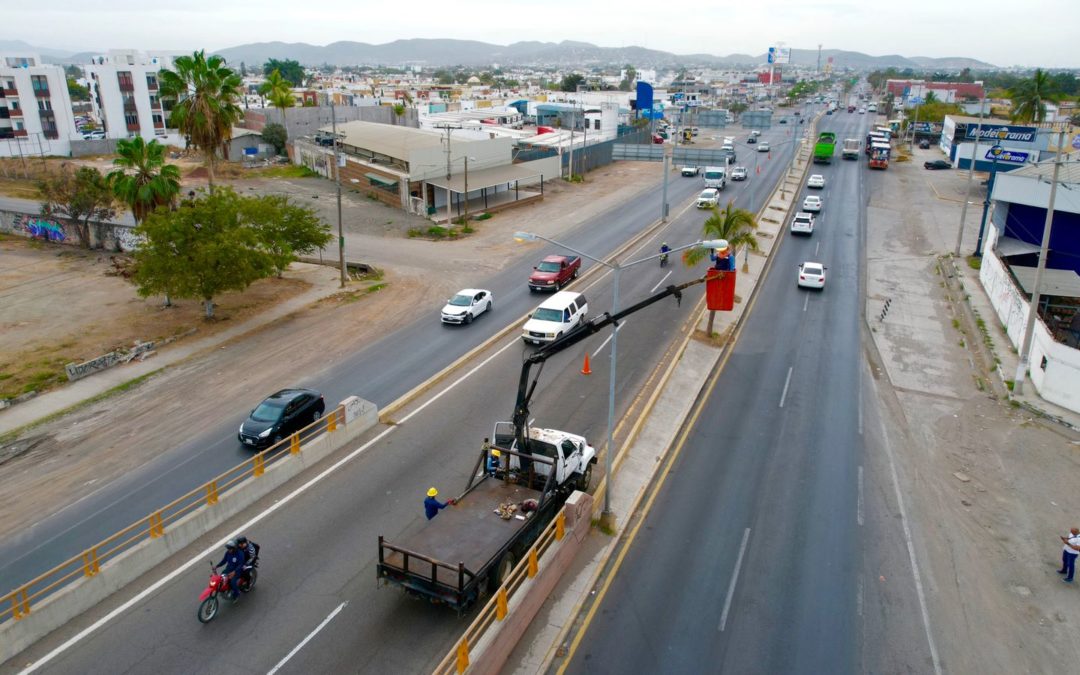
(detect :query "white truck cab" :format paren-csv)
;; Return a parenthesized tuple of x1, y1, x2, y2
(491, 421, 596, 490)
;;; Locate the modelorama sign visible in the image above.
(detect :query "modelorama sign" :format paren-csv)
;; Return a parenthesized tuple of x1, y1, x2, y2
(965, 124, 1038, 143)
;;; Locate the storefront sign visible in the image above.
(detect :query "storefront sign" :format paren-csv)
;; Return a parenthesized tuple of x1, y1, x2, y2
(984, 147, 1029, 164)
(965, 124, 1038, 143)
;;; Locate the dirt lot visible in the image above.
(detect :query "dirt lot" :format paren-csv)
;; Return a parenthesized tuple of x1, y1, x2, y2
(0, 158, 665, 542)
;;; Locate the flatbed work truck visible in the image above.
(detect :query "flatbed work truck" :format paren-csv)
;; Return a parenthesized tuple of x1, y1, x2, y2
(376, 276, 711, 612)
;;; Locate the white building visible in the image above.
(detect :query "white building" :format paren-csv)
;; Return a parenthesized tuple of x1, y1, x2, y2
(0, 54, 79, 158)
(83, 50, 185, 146)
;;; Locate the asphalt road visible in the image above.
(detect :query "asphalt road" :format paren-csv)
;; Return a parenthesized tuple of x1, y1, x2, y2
(561, 109, 938, 673)
(5, 121, 801, 672)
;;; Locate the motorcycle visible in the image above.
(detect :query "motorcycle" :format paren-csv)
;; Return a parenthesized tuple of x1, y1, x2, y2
(197, 557, 258, 623)
(659, 252, 669, 268)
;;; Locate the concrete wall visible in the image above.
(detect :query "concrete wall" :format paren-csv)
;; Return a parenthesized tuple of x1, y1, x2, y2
(517, 155, 561, 188)
(0, 397, 379, 664)
(0, 208, 140, 251)
(980, 227, 1080, 411)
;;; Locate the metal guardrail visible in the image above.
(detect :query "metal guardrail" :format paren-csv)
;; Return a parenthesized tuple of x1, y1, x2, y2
(1, 404, 346, 624)
(432, 507, 568, 675)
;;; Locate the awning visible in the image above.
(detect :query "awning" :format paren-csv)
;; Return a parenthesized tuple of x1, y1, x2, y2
(365, 172, 398, 187)
(426, 163, 546, 193)
(996, 236, 1041, 257)
(1010, 265, 1080, 298)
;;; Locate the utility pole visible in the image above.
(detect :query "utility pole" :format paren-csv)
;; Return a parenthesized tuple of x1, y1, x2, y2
(463, 156, 470, 227)
(954, 96, 986, 256)
(817, 44, 823, 73)
(567, 109, 575, 181)
(331, 102, 345, 288)
(433, 123, 459, 179)
(1014, 126, 1068, 396)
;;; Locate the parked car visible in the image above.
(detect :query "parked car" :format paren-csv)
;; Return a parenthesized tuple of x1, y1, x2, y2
(440, 289, 493, 325)
(652, 134, 664, 144)
(239, 389, 326, 449)
(82, 130, 106, 140)
(919, 140, 931, 149)
(747, 135, 757, 144)
(697, 188, 721, 209)
(924, 159, 952, 170)
(731, 166, 748, 181)
(681, 166, 700, 177)
(791, 212, 815, 236)
(797, 262, 827, 289)
(522, 291, 588, 345)
(802, 195, 823, 212)
(779, 118, 788, 124)
(807, 174, 826, 189)
(758, 142, 771, 152)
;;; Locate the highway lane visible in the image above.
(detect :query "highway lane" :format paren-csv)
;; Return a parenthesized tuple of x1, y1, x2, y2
(6, 126, 800, 671)
(562, 110, 936, 673)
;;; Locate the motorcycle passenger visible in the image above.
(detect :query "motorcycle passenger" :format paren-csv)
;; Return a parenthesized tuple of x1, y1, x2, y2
(237, 535, 260, 567)
(216, 540, 245, 601)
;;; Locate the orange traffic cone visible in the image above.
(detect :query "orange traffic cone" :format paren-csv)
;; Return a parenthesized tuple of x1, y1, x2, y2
(756, 166, 761, 175)
(581, 353, 592, 375)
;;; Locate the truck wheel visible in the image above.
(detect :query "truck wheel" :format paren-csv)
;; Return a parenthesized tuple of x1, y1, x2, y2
(577, 463, 593, 491)
(572, 268, 579, 279)
(488, 552, 516, 593)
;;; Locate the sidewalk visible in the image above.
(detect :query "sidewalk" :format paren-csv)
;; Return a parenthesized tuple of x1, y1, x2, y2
(0, 262, 346, 436)
(504, 123, 818, 674)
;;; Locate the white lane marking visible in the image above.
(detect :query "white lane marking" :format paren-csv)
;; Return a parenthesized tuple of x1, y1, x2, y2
(398, 337, 519, 424)
(857, 465, 864, 526)
(591, 320, 629, 358)
(857, 575, 864, 617)
(803, 294, 809, 312)
(650, 270, 673, 293)
(815, 241, 820, 256)
(719, 527, 751, 632)
(876, 410, 943, 675)
(779, 366, 793, 408)
(267, 601, 347, 675)
(858, 365, 864, 436)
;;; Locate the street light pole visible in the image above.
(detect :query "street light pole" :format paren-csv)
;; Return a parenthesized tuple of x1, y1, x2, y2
(331, 102, 345, 288)
(954, 96, 986, 257)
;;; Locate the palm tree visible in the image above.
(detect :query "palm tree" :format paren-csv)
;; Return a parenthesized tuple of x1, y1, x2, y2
(107, 136, 181, 223)
(683, 201, 760, 336)
(1010, 69, 1052, 124)
(159, 50, 243, 187)
(923, 91, 938, 104)
(259, 69, 294, 126)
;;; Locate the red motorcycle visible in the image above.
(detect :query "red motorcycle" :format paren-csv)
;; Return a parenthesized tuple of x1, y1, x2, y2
(197, 559, 258, 623)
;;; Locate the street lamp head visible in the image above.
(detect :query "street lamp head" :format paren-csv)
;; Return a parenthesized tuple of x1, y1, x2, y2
(513, 231, 538, 243)
(701, 239, 730, 250)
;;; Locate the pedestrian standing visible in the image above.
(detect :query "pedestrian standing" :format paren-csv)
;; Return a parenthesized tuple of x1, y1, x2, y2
(425, 487, 452, 520)
(1058, 528, 1080, 583)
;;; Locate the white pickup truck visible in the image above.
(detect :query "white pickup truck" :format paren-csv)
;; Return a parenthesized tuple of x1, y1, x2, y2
(681, 166, 700, 177)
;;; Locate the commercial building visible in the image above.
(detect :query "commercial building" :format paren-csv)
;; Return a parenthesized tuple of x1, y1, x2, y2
(886, 79, 985, 104)
(939, 115, 1050, 171)
(0, 54, 78, 158)
(83, 50, 185, 146)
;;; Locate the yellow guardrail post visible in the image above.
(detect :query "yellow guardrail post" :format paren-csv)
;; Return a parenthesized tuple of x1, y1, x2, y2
(253, 453, 265, 477)
(82, 548, 100, 577)
(206, 480, 219, 505)
(496, 587, 508, 621)
(555, 511, 565, 541)
(528, 547, 538, 578)
(148, 512, 164, 538)
(327, 410, 338, 433)
(11, 588, 30, 620)
(290, 432, 301, 454)
(455, 637, 470, 674)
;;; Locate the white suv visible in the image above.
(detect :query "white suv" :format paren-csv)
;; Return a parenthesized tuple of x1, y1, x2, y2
(522, 291, 589, 345)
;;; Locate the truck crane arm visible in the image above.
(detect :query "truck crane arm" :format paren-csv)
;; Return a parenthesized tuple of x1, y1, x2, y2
(511, 274, 711, 450)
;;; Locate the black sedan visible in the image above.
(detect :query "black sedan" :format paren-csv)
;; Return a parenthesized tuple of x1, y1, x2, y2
(239, 388, 326, 449)
(924, 160, 952, 170)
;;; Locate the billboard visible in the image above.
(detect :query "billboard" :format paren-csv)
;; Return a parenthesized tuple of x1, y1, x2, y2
(767, 46, 791, 64)
(636, 81, 654, 118)
(965, 124, 1038, 143)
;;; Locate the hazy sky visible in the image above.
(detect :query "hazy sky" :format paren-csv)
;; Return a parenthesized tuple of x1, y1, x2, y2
(6, 0, 1075, 68)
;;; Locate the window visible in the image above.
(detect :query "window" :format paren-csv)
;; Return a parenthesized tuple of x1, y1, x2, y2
(37, 98, 52, 111)
(30, 75, 48, 93)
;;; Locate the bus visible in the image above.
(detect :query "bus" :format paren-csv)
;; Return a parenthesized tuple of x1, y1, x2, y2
(869, 142, 891, 169)
(866, 132, 889, 154)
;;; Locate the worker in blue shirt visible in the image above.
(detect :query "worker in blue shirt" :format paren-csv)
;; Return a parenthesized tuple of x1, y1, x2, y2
(425, 487, 453, 520)
(216, 540, 246, 601)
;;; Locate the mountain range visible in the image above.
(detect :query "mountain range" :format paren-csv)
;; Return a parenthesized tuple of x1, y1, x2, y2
(1, 37, 997, 71)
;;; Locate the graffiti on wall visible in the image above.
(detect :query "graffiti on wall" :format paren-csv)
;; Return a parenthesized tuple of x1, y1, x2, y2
(12, 212, 66, 242)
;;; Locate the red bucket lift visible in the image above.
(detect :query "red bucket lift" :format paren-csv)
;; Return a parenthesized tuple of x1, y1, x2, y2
(705, 269, 736, 311)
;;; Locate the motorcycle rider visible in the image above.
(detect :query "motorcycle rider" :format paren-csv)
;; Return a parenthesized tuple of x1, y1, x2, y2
(660, 242, 671, 267)
(215, 540, 245, 602)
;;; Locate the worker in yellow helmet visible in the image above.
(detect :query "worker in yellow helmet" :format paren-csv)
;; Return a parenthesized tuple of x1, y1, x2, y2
(425, 487, 453, 520)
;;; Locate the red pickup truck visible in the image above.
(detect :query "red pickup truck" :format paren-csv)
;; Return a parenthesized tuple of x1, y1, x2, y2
(528, 255, 580, 292)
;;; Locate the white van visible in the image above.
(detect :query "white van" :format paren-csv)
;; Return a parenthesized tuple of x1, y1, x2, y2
(522, 291, 589, 345)
(703, 166, 727, 190)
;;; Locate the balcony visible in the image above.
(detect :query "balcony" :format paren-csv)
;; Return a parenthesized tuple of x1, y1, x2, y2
(146, 79, 158, 91)
(3, 87, 17, 96)
(118, 80, 135, 92)
(13, 129, 27, 137)
(153, 119, 165, 129)
(123, 101, 138, 112)
(8, 107, 22, 117)
(126, 121, 141, 132)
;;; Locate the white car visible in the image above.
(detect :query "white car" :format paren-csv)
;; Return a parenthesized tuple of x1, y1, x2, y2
(681, 166, 700, 177)
(802, 195, 822, 212)
(749, 130, 761, 138)
(758, 142, 770, 152)
(697, 188, 721, 209)
(797, 262, 827, 289)
(791, 212, 815, 236)
(858, 108, 866, 114)
(440, 288, 493, 325)
(807, 174, 826, 189)
(82, 130, 106, 140)
(731, 166, 748, 181)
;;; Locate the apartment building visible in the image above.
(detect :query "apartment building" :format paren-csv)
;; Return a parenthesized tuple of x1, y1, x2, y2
(84, 50, 184, 146)
(0, 54, 78, 158)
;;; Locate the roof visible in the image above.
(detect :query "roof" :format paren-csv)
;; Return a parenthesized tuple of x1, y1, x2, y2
(996, 236, 1042, 257)
(426, 162, 548, 193)
(1000, 157, 1080, 184)
(1010, 265, 1080, 299)
(333, 120, 445, 161)
(230, 127, 262, 138)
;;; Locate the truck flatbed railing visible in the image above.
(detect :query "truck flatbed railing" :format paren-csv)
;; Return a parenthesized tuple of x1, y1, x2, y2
(378, 537, 476, 595)
(463, 442, 557, 503)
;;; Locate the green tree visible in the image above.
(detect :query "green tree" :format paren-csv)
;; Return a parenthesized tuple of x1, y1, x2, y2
(67, 78, 89, 101)
(38, 165, 116, 249)
(261, 122, 287, 155)
(259, 68, 295, 125)
(1010, 68, 1053, 123)
(263, 59, 304, 87)
(619, 64, 637, 91)
(560, 73, 585, 92)
(434, 69, 454, 85)
(132, 188, 274, 318)
(922, 90, 938, 104)
(107, 136, 181, 224)
(683, 201, 760, 336)
(246, 194, 332, 277)
(159, 50, 243, 187)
